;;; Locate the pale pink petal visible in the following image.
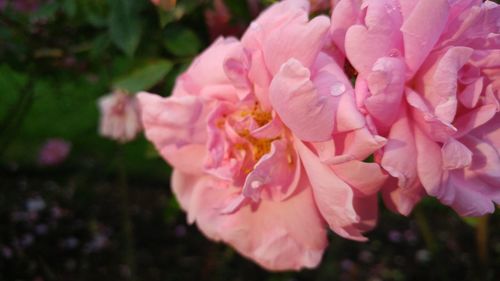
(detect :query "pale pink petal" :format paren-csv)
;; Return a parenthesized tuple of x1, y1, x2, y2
(447, 172, 496, 216)
(162, 144, 207, 175)
(294, 139, 366, 241)
(379, 109, 424, 215)
(221, 181, 328, 271)
(462, 134, 500, 185)
(414, 126, 451, 201)
(328, 127, 386, 163)
(247, 49, 272, 110)
(458, 77, 483, 108)
(182, 37, 243, 96)
(441, 138, 473, 170)
(138, 92, 207, 148)
(381, 177, 425, 216)
(453, 104, 497, 138)
(401, 0, 450, 75)
(242, 140, 300, 202)
(381, 109, 419, 190)
(329, 0, 363, 54)
(415, 47, 473, 123)
(263, 15, 330, 75)
(241, 0, 309, 51)
(345, 0, 403, 73)
(364, 57, 406, 132)
(269, 59, 336, 142)
(331, 160, 387, 197)
(178, 170, 328, 271)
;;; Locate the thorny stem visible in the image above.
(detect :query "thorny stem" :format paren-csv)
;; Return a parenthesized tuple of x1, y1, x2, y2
(117, 146, 138, 281)
(476, 215, 489, 266)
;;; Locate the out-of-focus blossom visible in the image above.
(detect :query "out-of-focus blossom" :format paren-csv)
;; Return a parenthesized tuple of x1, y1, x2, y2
(358, 250, 374, 263)
(340, 259, 355, 271)
(388, 230, 402, 243)
(415, 249, 431, 263)
(0, 0, 43, 12)
(98, 90, 142, 143)
(1, 246, 13, 259)
(331, 0, 500, 216)
(35, 224, 49, 235)
(174, 225, 187, 238)
(26, 196, 46, 212)
(205, 0, 245, 40)
(20, 233, 34, 247)
(139, 0, 386, 271)
(37, 139, 71, 166)
(150, 0, 176, 11)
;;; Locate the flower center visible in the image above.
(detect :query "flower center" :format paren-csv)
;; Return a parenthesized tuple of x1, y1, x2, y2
(237, 129, 279, 161)
(240, 102, 272, 127)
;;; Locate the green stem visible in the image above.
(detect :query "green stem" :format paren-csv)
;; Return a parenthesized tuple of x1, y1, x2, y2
(117, 146, 138, 281)
(476, 215, 489, 266)
(414, 206, 437, 253)
(0, 79, 35, 156)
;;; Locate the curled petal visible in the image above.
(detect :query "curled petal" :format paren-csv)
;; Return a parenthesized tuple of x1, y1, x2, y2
(270, 59, 336, 142)
(402, 0, 450, 75)
(294, 139, 367, 241)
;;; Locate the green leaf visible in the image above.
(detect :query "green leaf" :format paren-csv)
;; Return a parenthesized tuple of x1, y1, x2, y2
(113, 60, 173, 93)
(90, 34, 111, 59)
(62, 0, 77, 17)
(79, 0, 109, 27)
(107, 0, 142, 56)
(163, 25, 202, 57)
(224, 0, 251, 21)
(157, 1, 202, 28)
(30, 2, 60, 22)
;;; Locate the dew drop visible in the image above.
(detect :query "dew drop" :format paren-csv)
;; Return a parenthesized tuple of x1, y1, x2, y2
(250, 180, 262, 189)
(250, 22, 261, 31)
(330, 83, 346, 96)
(388, 49, 401, 57)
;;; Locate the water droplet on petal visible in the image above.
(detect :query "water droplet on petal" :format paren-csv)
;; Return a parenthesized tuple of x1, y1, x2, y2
(250, 22, 261, 31)
(389, 49, 401, 57)
(250, 180, 262, 189)
(330, 83, 346, 96)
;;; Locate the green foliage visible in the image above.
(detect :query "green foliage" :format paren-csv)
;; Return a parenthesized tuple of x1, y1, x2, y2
(163, 24, 202, 57)
(113, 60, 173, 93)
(107, 0, 143, 56)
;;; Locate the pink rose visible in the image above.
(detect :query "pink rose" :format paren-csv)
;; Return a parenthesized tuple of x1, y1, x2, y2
(331, 0, 500, 216)
(139, 0, 386, 270)
(98, 90, 142, 143)
(38, 138, 71, 166)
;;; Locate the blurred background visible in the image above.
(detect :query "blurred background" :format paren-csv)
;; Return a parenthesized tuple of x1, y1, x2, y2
(0, 0, 499, 280)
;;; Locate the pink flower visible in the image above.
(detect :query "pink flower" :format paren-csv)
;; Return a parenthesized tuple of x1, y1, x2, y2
(38, 138, 71, 166)
(331, 0, 500, 216)
(139, 0, 386, 270)
(98, 90, 142, 143)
